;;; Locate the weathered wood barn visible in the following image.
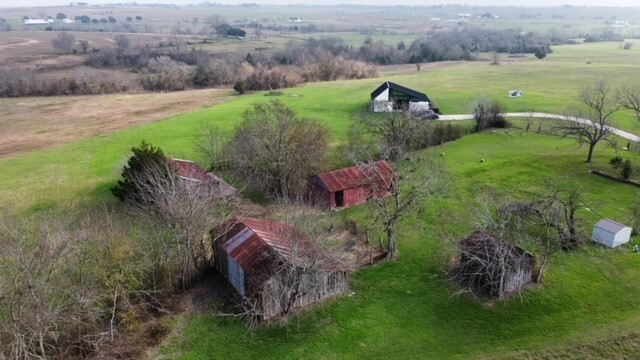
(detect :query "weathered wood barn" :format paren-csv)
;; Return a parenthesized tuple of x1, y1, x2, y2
(213, 217, 350, 321)
(592, 219, 632, 248)
(458, 230, 537, 299)
(308, 160, 396, 211)
(169, 158, 237, 197)
(371, 81, 431, 112)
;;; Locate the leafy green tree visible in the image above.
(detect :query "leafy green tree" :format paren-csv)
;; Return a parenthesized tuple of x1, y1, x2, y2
(111, 141, 169, 205)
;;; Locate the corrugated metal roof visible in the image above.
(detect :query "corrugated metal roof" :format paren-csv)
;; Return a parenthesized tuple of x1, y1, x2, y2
(170, 158, 237, 196)
(370, 81, 430, 102)
(311, 160, 396, 193)
(218, 218, 301, 271)
(217, 217, 347, 273)
(595, 219, 630, 234)
(170, 158, 213, 183)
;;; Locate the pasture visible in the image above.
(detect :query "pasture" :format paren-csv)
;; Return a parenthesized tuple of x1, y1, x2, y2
(2, 20, 640, 358)
(2, 40, 640, 210)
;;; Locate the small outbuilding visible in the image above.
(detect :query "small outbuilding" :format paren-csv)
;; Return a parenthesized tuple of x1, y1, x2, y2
(169, 158, 236, 197)
(457, 230, 537, 299)
(371, 81, 431, 112)
(212, 218, 350, 321)
(592, 219, 632, 248)
(308, 160, 397, 211)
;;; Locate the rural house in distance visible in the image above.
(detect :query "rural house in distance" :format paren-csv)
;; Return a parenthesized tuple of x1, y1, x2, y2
(457, 230, 537, 299)
(308, 160, 396, 211)
(371, 81, 431, 112)
(212, 218, 350, 321)
(169, 158, 237, 197)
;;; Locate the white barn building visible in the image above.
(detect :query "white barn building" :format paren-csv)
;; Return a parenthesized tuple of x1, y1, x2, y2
(592, 219, 632, 248)
(370, 81, 431, 113)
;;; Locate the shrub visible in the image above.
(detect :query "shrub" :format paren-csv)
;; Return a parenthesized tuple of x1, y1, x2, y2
(233, 80, 245, 94)
(139, 56, 191, 91)
(610, 156, 623, 168)
(610, 156, 633, 179)
(622, 160, 633, 179)
(473, 98, 509, 132)
(244, 65, 303, 91)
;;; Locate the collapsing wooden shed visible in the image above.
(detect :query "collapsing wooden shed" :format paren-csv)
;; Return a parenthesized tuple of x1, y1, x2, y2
(457, 230, 537, 299)
(212, 218, 350, 321)
(308, 160, 396, 211)
(592, 219, 632, 248)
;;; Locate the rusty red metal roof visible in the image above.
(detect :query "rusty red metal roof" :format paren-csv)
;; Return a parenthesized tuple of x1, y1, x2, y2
(311, 160, 396, 193)
(217, 217, 348, 273)
(169, 158, 213, 183)
(218, 218, 300, 272)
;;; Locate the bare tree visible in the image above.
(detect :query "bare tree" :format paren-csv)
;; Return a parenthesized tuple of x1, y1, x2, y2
(366, 160, 445, 259)
(498, 186, 583, 251)
(51, 31, 75, 54)
(228, 100, 330, 201)
(473, 193, 564, 283)
(355, 111, 441, 162)
(618, 83, 640, 122)
(78, 39, 90, 54)
(113, 142, 234, 289)
(114, 34, 130, 62)
(196, 122, 228, 169)
(0, 222, 69, 359)
(358, 112, 417, 162)
(556, 80, 619, 163)
(126, 158, 234, 289)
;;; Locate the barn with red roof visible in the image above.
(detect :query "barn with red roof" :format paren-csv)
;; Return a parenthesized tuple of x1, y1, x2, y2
(308, 160, 396, 211)
(212, 217, 349, 320)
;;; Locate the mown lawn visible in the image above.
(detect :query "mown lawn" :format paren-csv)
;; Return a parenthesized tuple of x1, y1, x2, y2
(158, 131, 640, 359)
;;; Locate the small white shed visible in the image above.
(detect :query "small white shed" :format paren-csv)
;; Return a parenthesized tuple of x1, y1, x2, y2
(592, 219, 632, 248)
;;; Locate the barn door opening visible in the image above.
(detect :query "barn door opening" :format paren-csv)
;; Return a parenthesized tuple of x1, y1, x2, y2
(335, 190, 344, 208)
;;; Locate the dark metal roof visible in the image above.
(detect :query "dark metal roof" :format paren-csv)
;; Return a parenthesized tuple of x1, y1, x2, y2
(370, 81, 430, 102)
(311, 160, 396, 193)
(595, 219, 630, 234)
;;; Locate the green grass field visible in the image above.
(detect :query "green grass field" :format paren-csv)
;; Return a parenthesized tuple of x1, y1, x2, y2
(3, 40, 640, 210)
(3, 40, 640, 358)
(157, 131, 640, 359)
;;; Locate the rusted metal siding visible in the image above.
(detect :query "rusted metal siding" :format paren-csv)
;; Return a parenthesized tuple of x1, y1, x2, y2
(309, 161, 396, 210)
(313, 160, 395, 193)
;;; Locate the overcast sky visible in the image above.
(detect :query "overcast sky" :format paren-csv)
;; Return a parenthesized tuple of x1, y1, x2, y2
(1, 0, 639, 7)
